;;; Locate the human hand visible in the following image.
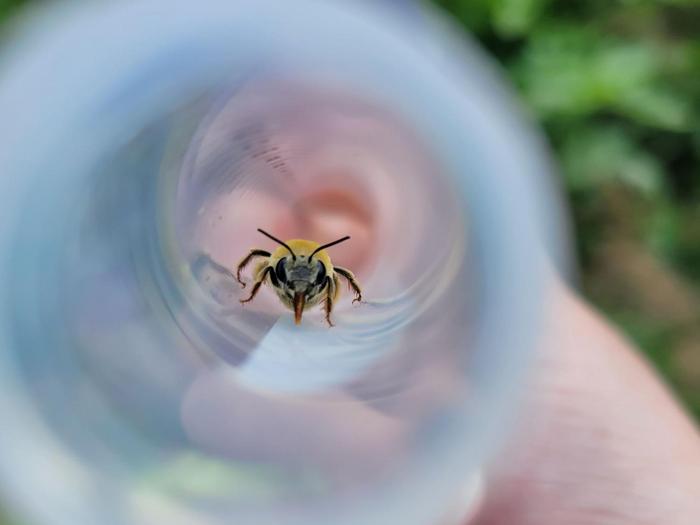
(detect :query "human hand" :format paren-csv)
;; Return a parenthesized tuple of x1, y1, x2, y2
(471, 279, 700, 525)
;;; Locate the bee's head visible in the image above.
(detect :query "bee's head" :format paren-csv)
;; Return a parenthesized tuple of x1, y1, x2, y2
(256, 229, 351, 323)
(273, 255, 327, 295)
(274, 255, 328, 325)
(256, 229, 350, 297)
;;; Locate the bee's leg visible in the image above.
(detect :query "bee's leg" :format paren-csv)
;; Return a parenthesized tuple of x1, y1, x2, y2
(240, 266, 271, 304)
(332, 274, 341, 301)
(333, 266, 363, 304)
(236, 249, 270, 288)
(323, 276, 336, 327)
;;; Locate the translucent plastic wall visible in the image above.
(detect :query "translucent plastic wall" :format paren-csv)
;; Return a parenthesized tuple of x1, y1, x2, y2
(0, 1, 565, 524)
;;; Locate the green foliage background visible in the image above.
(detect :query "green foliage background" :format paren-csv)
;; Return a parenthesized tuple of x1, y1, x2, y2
(0, 0, 698, 523)
(430, 0, 700, 421)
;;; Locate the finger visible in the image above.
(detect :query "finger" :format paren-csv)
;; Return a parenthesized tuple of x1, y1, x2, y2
(181, 367, 408, 480)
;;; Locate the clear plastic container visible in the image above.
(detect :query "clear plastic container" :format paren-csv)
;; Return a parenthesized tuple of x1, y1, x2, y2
(0, 1, 566, 525)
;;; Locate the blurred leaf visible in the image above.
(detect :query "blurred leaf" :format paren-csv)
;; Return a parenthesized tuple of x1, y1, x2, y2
(645, 202, 680, 260)
(491, 0, 550, 37)
(616, 87, 693, 131)
(512, 23, 698, 130)
(513, 25, 604, 117)
(674, 207, 700, 284)
(430, 0, 493, 32)
(560, 124, 664, 195)
(0, 0, 28, 21)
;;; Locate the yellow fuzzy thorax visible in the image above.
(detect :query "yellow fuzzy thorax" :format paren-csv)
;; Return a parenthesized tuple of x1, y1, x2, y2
(269, 239, 334, 271)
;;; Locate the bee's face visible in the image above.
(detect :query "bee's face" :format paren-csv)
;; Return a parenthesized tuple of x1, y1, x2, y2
(237, 231, 361, 326)
(273, 255, 328, 302)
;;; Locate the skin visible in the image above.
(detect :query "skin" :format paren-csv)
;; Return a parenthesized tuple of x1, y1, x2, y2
(471, 278, 700, 525)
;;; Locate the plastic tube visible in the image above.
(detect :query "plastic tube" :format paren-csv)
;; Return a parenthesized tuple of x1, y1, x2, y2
(0, 1, 566, 525)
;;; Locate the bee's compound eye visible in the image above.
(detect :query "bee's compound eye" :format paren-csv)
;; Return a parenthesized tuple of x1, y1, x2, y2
(315, 261, 326, 285)
(275, 258, 287, 284)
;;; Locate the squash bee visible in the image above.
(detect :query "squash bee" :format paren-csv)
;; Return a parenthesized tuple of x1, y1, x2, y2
(237, 229, 363, 326)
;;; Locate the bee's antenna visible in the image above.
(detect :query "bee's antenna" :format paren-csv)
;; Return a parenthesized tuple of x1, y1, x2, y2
(309, 235, 351, 259)
(257, 228, 296, 260)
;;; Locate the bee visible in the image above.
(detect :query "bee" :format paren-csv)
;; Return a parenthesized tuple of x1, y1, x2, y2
(236, 229, 363, 327)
